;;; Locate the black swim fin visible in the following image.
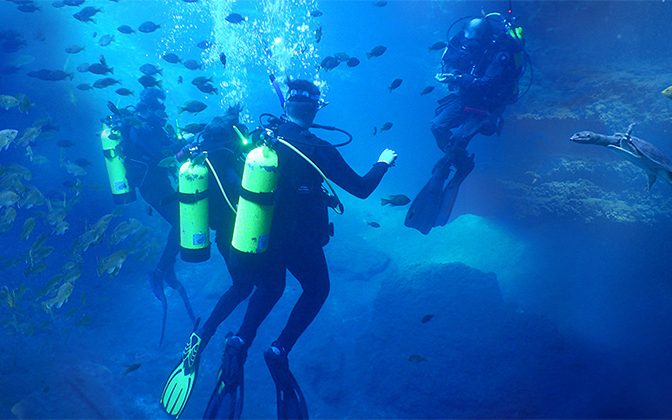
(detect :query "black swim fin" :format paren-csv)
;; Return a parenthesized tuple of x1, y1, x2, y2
(204, 335, 246, 420)
(264, 343, 308, 420)
(434, 153, 474, 227)
(404, 175, 444, 235)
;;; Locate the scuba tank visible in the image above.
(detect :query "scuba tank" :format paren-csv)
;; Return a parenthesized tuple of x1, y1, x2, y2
(100, 124, 136, 204)
(178, 154, 211, 262)
(231, 131, 279, 254)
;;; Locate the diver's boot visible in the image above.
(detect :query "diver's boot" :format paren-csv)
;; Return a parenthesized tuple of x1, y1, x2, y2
(264, 342, 309, 420)
(161, 331, 203, 418)
(204, 335, 247, 419)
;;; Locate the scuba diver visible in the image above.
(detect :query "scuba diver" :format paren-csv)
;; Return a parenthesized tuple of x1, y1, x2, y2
(160, 79, 397, 419)
(204, 78, 397, 419)
(405, 12, 526, 234)
(103, 88, 196, 344)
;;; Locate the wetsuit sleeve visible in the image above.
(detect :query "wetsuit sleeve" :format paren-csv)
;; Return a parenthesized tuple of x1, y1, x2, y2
(318, 146, 389, 199)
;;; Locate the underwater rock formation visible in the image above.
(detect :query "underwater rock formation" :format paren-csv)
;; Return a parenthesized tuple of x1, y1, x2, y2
(499, 157, 672, 223)
(351, 262, 613, 418)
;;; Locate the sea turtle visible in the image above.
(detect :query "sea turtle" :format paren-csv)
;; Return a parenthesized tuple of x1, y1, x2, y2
(570, 123, 672, 190)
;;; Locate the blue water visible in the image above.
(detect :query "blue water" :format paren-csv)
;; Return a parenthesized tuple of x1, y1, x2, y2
(2, 0, 672, 418)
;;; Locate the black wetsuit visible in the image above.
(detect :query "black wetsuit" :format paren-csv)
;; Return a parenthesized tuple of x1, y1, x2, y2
(226, 121, 390, 352)
(122, 123, 181, 274)
(431, 31, 520, 152)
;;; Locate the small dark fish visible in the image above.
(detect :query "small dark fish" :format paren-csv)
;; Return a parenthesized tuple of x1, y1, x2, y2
(428, 41, 447, 51)
(75, 158, 91, 167)
(77, 63, 90, 72)
(115, 88, 134, 96)
(73, 7, 101, 23)
(372, 127, 377, 136)
(179, 100, 207, 114)
(88, 63, 113, 75)
(346, 57, 360, 67)
(197, 40, 211, 49)
(27, 69, 73, 81)
(52, 1, 65, 8)
(183, 59, 202, 70)
(64, 0, 85, 5)
(225, 13, 246, 23)
(420, 86, 435, 95)
(196, 83, 218, 94)
(117, 25, 135, 34)
(65, 45, 85, 54)
(315, 26, 322, 43)
(123, 363, 141, 375)
(320, 56, 340, 71)
(408, 354, 427, 363)
(366, 45, 387, 59)
(380, 122, 393, 132)
(57, 139, 75, 148)
(98, 34, 114, 47)
(92, 32, 97, 38)
(137, 75, 161, 89)
(162, 53, 181, 64)
(367, 221, 381, 228)
(138, 21, 160, 33)
(373, 0, 388, 6)
(76, 83, 92, 91)
(177, 75, 183, 84)
(146, 205, 153, 216)
(421, 314, 434, 324)
(139, 63, 162, 76)
(381, 194, 410, 206)
(93, 78, 120, 88)
(388, 78, 403, 92)
(310, 10, 323, 17)
(191, 76, 213, 86)
(219, 52, 226, 67)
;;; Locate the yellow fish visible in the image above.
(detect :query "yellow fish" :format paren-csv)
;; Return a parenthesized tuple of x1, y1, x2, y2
(42, 282, 75, 312)
(662, 85, 672, 98)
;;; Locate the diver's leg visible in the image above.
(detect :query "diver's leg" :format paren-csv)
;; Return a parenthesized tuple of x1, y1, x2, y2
(263, 245, 327, 420)
(276, 245, 329, 353)
(430, 94, 464, 151)
(234, 250, 286, 347)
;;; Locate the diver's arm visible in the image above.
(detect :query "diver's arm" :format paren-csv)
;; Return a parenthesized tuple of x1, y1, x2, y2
(319, 147, 389, 199)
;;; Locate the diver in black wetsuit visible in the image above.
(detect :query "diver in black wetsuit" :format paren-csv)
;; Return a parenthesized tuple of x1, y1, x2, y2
(202, 79, 398, 419)
(405, 15, 524, 234)
(113, 88, 196, 342)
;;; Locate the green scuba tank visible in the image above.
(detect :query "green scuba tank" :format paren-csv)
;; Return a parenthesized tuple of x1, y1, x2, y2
(178, 159, 210, 262)
(231, 145, 278, 254)
(100, 124, 135, 204)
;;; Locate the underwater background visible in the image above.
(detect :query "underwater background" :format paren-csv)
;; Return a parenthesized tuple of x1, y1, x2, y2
(2, 0, 672, 418)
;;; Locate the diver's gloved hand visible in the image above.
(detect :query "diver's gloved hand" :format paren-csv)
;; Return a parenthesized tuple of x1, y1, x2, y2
(378, 148, 398, 166)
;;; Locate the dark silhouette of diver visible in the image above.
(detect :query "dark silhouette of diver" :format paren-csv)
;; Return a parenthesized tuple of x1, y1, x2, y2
(405, 15, 525, 234)
(108, 88, 196, 344)
(159, 80, 397, 419)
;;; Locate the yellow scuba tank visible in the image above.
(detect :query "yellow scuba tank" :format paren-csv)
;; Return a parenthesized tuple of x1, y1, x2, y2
(231, 145, 278, 254)
(178, 158, 210, 262)
(100, 124, 135, 204)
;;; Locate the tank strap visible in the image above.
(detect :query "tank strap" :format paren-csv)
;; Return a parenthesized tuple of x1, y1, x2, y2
(239, 188, 275, 206)
(177, 190, 209, 204)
